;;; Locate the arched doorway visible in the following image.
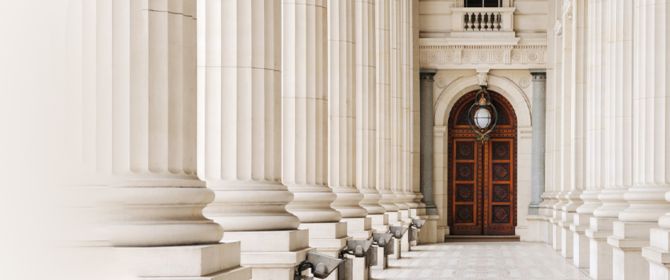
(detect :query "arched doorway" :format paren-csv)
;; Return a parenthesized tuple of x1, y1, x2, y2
(447, 90, 517, 235)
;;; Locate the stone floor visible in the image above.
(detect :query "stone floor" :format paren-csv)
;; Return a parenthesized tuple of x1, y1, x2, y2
(372, 242, 590, 280)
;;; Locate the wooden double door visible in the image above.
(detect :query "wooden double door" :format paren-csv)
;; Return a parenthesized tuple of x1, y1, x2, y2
(447, 91, 517, 235)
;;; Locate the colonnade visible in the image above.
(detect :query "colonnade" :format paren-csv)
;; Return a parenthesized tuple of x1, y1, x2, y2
(71, 0, 427, 279)
(540, 0, 670, 279)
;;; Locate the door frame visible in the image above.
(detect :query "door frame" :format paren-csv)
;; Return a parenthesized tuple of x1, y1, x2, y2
(446, 90, 518, 235)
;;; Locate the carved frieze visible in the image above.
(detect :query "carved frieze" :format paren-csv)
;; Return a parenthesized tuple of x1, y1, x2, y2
(420, 43, 547, 69)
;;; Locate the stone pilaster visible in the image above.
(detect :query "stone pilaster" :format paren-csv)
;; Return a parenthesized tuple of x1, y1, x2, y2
(197, 1, 308, 279)
(282, 0, 348, 263)
(529, 71, 547, 215)
(78, 1, 248, 278)
(329, 0, 372, 242)
(418, 70, 439, 244)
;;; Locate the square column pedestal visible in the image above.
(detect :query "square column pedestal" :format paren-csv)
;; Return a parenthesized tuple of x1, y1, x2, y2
(571, 213, 592, 268)
(607, 221, 654, 280)
(643, 228, 670, 280)
(368, 213, 389, 270)
(223, 230, 310, 280)
(586, 217, 616, 280)
(115, 242, 251, 280)
(551, 217, 563, 252)
(299, 222, 349, 280)
(560, 218, 574, 259)
(418, 215, 440, 245)
(341, 217, 372, 280)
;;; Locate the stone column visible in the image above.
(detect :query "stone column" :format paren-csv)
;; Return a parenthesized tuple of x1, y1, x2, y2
(328, 0, 372, 241)
(197, 1, 308, 279)
(550, 0, 566, 253)
(558, 0, 583, 260)
(282, 0, 348, 259)
(77, 1, 249, 278)
(419, 70, 439, 244)
(586, 1, 630, 278)
(389, 0, 407, 226)
(356, 0, 387, 229)
(565, 0, 590, 268)
(642, 0, 670, 275)
(529, 71, 547, 215)
(615, 0, 670, 279)
(376, 0, 399, 220)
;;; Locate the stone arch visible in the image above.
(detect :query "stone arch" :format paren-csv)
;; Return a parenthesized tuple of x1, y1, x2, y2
(432, 73, 533, 239)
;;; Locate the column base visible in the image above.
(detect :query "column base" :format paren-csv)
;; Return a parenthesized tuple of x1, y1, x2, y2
(343, 255, 369, 280)
(607, 221, 654, 280)
(643, 228, 670, 280)
(299, 222, 349, 280)
(586, 216, 616, 280)
(418, 215, 439, 244)
(524, 215, 548, 242)
(387, 211, 400, 226)
(399, 209, 411, 224)
(368, 213, 389, 233)
(570, 213, 592, 268)
(551, 218, 562, 251)
(299, 222, 349, 256)
(560, 217, 574, 258)
(341, 217, 372, 239)
(222, 230, 310, 280)
(371, 245, 388, 270)
(391, 237, 402, 260)
(115, 242, 251, 280)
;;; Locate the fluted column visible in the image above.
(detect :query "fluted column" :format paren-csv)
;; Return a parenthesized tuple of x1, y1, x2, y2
(587, 0, 635, 278)
(282, 0, 348, 259)
(77, 1, 248, 278)
(570, 0, 599, 269)
(329, 0, 371, 241)
(198, 1, 308, 279)
(390, 0, 407, 217)
(409, 0, 423, 213)
(615, 0, 670, 278)
(376, 0, 398, 215)
(356, 0, 384, 216)
(641, 0, 670, 276)
(282, 0, 340, 224)
(550, 0, 566, 253)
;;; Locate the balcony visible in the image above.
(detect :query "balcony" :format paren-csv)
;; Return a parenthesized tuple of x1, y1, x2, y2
(451, 7, 516, 38)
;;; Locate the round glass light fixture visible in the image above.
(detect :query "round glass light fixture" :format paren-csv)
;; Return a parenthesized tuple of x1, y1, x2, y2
(474, 107, 492, 129)
(467, 86, 498, 142)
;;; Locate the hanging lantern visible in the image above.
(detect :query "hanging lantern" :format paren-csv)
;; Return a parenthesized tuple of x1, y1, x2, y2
(467, 86, 498, 142)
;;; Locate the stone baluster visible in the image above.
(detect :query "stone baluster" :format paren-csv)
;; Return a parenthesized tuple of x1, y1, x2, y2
(76, 1, 248, 278)
(282, 0, 348, 261)
(197, 0, 309, 279)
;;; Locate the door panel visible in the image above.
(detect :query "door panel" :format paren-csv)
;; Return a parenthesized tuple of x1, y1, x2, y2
(448, 91, 516, 236)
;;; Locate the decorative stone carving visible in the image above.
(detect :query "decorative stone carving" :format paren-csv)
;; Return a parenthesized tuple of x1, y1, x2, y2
(419, 44, 547, 69)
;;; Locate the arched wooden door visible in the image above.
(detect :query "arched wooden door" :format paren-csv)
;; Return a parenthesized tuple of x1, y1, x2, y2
(447, 90, 517, 235)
